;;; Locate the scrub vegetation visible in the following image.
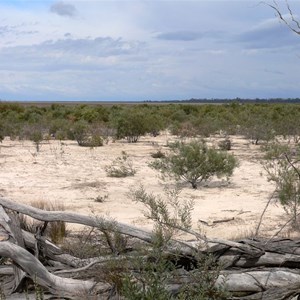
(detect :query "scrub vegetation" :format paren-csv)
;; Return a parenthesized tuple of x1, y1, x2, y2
(2, 101, 300, 299)
(1, 101, 300, 145)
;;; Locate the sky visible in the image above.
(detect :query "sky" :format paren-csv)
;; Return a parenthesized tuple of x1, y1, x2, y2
(0, 0, 300, 102)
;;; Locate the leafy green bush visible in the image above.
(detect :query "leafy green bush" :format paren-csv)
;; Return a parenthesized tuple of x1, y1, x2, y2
(29, 129, 43, 152)
(111, 109, 148, 143)
(150, 140, 238, 189)
(263, 141, 300, 227)
(71, 120, 103, 147)
(105, 151, 136, 177)
(120, 185, 230, 299)
(239, 106, 276, 145)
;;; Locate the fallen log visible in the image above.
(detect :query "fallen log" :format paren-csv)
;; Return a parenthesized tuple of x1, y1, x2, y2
(0, 201, 110, 298)
(2, 196, 300, 299)
(0, 197, 195, 255)
(0, 241, 99, 297)
(0, 197, 265, 257)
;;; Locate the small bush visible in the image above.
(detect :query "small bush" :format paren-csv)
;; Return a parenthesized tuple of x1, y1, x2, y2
(263, 141, 300, 227)
(95, 194, 108, 203)
(71, 121, 103, 147)
(120, 185, 230, 299)
(105, 151, 136, 177)
(151, 150, 166, 158)
(62, 227, 102, 259)
(218, 138, 232, 151)
(29, 130, 43, 152)
(78, 134, 103, 147)
(150, 140, 238, 189)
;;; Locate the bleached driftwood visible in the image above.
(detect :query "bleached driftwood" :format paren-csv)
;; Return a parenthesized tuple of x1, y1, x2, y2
(1, 196, 300, 299)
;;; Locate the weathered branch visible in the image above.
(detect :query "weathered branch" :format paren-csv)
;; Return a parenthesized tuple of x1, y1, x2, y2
(0, 241, 102, 297)
(2, 196, 300, 298)
(265, 0, 300, 35)
(254, 190, 276, 237)
(0, 196, 196, 255)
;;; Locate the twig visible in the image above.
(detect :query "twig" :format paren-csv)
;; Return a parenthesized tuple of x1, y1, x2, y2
(284, 153, 300, 180)
(54, 255, 130, 275)
(199, 217, 235, 226)
(265, 211, 300, 244)
(264, 0, 300, 35)
(254, 190, 276, 237)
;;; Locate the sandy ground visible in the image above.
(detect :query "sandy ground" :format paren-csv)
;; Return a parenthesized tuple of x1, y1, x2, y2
(0, 133, 291, 240)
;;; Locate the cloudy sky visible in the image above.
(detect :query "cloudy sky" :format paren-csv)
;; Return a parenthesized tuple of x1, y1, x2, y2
(0, 0, 300, 101)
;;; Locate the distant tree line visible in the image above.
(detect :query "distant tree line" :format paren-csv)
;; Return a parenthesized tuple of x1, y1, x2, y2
(1, 101, 300, 146)
(145, 98, 300, 104)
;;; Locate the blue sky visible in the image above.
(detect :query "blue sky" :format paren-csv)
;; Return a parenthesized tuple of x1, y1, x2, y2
(0, 0, 300, 101)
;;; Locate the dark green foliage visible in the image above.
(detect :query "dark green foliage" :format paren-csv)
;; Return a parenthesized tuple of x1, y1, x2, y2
(150, 140, 238, 189)
(112, 108, 150, 143)
(1, 102, 300, 147)
(73, 104, 110, 123)
(110, 106, 165, 143)
(48, 118, 72, 140)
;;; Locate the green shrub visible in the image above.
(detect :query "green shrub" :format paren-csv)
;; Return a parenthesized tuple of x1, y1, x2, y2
(120, 185, 230, 299)
(29, 129, 43, 152)
(111, 109, 148, 143)
(263, 141, 300, 227)
(71, 120, 103, 147)
(150, 140, 238, 189)
(105, 151, 136, 177)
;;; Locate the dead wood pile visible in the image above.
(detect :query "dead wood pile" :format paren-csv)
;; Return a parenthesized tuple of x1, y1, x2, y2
(0, 196, 300, 299)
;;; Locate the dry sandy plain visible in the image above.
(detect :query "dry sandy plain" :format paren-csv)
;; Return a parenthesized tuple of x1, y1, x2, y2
(0, 133, 291, 240)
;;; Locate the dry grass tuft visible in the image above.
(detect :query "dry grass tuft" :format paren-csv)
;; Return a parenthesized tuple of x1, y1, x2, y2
(18, 200, 66, 244)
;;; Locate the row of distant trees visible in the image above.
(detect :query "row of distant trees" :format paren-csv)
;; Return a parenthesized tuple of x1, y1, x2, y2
(1, 102, 300, 146)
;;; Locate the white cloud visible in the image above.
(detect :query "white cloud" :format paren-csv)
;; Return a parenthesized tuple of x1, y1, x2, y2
(0, 36, 144, 73)
(0, 1, 300, 101)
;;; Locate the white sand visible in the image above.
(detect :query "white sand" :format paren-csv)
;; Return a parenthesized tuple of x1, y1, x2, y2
(0, 134, 290, 240)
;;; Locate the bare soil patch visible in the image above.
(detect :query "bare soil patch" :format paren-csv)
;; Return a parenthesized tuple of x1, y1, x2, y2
(0, 134, 289, 239)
